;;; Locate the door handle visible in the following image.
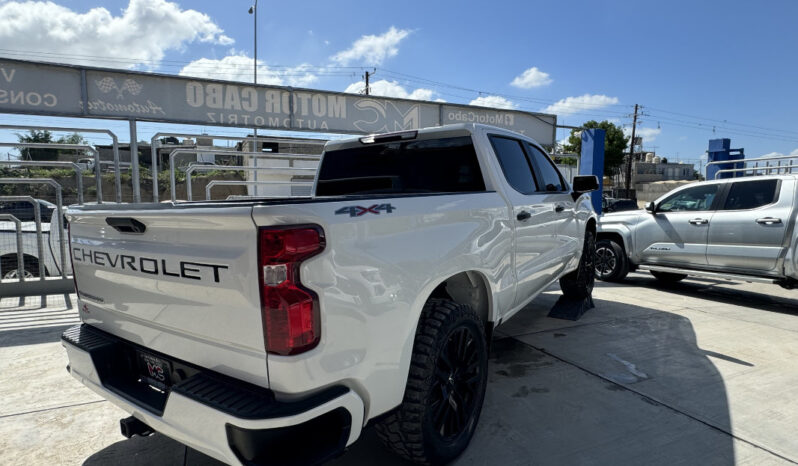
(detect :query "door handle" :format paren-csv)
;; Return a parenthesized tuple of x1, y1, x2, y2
(756, 217, 782, 225)
(688, 218, 708, 225)
(106, 217, 147, 234)
(517, 211, 532, 221)
(555, 205, 565, 213)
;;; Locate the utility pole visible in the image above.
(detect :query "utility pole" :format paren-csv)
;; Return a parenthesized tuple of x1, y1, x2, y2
(364, 69, 374, 95)
(248, 1, 259, 188)
(625, 103, 639, 198)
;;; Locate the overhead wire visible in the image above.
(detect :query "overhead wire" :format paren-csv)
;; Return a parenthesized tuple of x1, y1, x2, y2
(3, 48, 796, 148)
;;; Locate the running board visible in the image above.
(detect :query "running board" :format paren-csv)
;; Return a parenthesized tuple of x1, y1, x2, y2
(638, 265, 779, 284)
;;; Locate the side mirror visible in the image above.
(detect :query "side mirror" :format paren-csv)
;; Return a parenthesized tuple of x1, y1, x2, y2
(572, 175, 599, 194)
(645, 201, 657, 213)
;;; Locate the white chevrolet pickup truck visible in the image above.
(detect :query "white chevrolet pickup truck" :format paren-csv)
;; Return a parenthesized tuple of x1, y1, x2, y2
(62, 123, 598, 465)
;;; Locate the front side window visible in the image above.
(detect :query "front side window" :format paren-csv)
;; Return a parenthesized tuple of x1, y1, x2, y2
(658, 184, 719, 212)
(722, 179, 779, 210)
(525, 143, 565, 192)
(489, 136, 537, 194)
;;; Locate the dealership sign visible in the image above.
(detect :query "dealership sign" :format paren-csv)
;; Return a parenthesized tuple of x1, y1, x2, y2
(0, 58, 557, 145)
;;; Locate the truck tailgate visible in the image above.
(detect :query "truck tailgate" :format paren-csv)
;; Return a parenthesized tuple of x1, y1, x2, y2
(68, 206, 268, 387)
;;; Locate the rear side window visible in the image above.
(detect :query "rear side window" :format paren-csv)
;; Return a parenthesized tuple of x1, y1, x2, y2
(525, 143, 565, 192)
(722, 179, 779, 210)
(315, 136, 485, 196)
(489, 136, 537, 194)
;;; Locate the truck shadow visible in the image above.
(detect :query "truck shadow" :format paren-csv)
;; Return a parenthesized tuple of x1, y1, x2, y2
(83, 298, 736, 465)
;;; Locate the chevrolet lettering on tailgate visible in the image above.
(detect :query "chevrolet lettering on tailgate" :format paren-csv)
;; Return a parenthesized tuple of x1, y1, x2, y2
(71, 247, 228, 283)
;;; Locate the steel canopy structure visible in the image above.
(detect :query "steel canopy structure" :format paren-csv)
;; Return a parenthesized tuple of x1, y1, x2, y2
(0, 58, 557, 145)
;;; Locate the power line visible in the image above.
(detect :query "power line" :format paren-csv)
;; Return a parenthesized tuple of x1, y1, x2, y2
(3, 48, 796, 144)
(646, 106, 798, 137)
(648, 115, 798, 143)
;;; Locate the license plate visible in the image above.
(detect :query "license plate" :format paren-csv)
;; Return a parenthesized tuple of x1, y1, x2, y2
(137, 351, 172, 389)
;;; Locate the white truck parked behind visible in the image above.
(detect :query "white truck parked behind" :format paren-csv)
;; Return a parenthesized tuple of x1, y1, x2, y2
(62, 124, 598, 465)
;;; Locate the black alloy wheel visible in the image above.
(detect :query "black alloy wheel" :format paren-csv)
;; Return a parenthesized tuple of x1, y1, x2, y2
(594, 239, 629, 282)
(595, 244, 617, 277)
(430, 326, 482, 440)
(375, 299, 488, 465)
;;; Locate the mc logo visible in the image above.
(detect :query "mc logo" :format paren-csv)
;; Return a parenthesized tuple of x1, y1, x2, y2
(353, 99, 420, 133)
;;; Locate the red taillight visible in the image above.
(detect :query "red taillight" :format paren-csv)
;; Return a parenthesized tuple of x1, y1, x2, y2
(258, 226, 325, 356)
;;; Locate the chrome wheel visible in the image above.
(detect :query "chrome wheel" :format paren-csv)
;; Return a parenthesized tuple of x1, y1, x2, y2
(2, 268, 35, 280)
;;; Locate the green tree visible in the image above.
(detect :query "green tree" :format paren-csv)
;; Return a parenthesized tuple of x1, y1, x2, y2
(16, 130, 87, 161)
(563, 120, 629, 174)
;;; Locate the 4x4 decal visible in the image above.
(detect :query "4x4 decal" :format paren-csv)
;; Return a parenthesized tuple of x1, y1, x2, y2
(335, 203, 396, 217)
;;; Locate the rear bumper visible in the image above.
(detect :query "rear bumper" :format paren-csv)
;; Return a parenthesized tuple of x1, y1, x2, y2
(61, 324, 364, 465)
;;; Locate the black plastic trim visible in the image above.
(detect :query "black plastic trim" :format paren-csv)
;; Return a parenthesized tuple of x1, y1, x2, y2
(226, 407, 351, 466)
(62, 324, 350, 421)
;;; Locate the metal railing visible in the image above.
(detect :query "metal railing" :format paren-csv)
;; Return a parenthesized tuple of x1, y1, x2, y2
(167, 148, 320, 201)
(0, 178, 65, 279)
(0, 160, 85, 204)
(150, 132, 326, 202)
(185, 165, 316, 201)
(0, 129, 326, 296)
(709, 154, 798, 179)
(0, 214, 26, 281)
(205, 180, 315, 201)
(0, 142, 104, 203)
(0, 195, 45, 280)
(0, 124, 121, 201)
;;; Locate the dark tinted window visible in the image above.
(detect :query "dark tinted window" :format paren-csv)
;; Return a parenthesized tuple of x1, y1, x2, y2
(525, 143, 564, 192)
(489, 136, 537, 194)
(316, 136, 485, 196)
(723, 179, 779, 210)
(659, 184, 718, 212)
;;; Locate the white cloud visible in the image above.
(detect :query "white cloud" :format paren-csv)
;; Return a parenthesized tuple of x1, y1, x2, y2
(331, 27, 411, 66)
(761, 148, 798, 158)
(469, 95, 517, 110)
(179, 55, 318, 87)
(542, 94, 619, 116)
(510, 67, 552, 89)
(623, 127, 661, 143)
(343, 79, 442, 101)
(0, 0, 233, 68)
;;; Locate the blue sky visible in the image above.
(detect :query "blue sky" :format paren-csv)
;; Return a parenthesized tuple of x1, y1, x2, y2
(1, 0, 797, 167)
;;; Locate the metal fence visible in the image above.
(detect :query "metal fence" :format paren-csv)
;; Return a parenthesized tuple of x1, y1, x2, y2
(709, 154, 798, 179)
(0, 127, 325, 297)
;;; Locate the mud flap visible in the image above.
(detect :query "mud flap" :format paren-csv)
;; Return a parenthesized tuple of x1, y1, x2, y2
(547, 294, 595, 321)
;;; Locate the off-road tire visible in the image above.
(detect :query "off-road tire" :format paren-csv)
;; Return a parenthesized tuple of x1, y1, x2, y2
(651, 271, 687, 283)
(559, 230, 596, 299)
(594, 239, 629, 282)
(375, 299, 488, 465)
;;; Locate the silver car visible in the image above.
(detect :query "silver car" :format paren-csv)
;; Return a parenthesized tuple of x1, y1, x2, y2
(596, 175, 798, 290)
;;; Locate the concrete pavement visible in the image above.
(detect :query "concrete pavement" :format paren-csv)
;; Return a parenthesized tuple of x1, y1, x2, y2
(1, 274, 797, 465)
